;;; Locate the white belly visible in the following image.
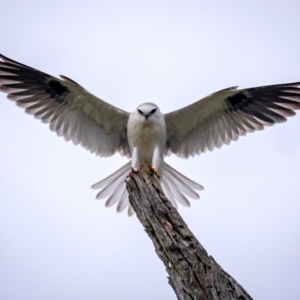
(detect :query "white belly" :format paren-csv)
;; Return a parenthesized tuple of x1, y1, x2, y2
(127, 112, 166, 172)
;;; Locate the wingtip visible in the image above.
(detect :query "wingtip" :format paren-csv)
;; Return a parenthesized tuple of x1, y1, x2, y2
(197, 185, 205, 191)
(0, 54, 12, 62)
(91, 184, 98, 190)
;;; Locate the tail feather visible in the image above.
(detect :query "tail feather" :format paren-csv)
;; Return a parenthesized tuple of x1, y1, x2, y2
(94, 162, 131, 199)
(163, 163, 204, 191)
(91, 161, 204, 216)
(105, 178, 126, 207)
(163, 163, 203, 198)
(161, 184, 178, 208)
(91, 161, 131, 189)
(116, 188, 129, 213)
(161, 177, 178, 208)
(163, 172, 190, 207)
(169, 173, 200, 199)
(127, 204, 135, 217)
(95, 174, 125, 199)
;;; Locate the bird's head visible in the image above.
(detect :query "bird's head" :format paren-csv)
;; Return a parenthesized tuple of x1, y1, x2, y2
(135, 103, 161, 121)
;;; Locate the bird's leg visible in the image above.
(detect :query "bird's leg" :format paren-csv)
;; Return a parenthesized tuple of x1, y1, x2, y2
(131, 146, 140, 173)
(149, 166, 160, 179)
(131, 168, 140, 175)
(150, 145, 161, 179)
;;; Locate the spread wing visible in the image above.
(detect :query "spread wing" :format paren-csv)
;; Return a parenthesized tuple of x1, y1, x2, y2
(165, 82, 300, 158)
(0, 54, 130, 158)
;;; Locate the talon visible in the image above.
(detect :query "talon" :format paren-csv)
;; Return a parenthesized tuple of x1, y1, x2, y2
(131, 167, 139, 174)
(150, 167, 160, 179)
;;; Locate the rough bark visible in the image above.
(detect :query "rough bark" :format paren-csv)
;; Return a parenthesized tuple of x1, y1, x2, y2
(125, 166, 253, 300)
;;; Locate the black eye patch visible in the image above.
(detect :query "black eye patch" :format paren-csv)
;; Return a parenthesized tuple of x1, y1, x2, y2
(150, 108, 157, 114)
(138, 109, 143, 115)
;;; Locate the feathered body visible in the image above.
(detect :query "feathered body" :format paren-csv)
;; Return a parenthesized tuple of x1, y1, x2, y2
(128, 103, 166, 176)
(92, 102, 203, 216)
(1, 54, 300, 216)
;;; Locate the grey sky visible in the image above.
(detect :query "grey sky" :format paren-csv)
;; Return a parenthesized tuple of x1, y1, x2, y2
(0, 1, 300, 299)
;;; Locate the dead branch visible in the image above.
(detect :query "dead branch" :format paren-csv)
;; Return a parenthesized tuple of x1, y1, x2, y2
(126, 166, 252, 300)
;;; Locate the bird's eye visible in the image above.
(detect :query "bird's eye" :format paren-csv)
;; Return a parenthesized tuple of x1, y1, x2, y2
(150, 108, 157, 114)
(138, 109, 143, 115)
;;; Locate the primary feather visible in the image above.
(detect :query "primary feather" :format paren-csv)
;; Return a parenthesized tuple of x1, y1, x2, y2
(1, 54, 300, 216)
(0, 54, 130, 158)
(165, 83, 300, 158)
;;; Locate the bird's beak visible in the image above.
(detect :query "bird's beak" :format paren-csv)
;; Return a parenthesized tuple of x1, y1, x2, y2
(144, 113, 150, 120)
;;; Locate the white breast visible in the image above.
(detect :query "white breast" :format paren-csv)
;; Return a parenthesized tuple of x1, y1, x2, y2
(127, 111, 166, 166)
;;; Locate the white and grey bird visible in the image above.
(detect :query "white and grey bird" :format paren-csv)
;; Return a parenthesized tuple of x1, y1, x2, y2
(1, 54, 300, 216)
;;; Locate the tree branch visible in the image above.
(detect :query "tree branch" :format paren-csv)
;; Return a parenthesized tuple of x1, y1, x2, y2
(126, 166, 253, 300)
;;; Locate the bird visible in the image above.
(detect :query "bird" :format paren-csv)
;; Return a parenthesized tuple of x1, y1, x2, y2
(1, 54, 300, 216)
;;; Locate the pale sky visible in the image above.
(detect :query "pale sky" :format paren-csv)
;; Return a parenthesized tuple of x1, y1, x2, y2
(1, 1, 300, 299)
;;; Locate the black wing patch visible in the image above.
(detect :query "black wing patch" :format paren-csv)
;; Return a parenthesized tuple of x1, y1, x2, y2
(226, 92, 248, 109)
(224, 82, 300, 124)
(0, 54, 71, 105)
(47, 80, 69, 104)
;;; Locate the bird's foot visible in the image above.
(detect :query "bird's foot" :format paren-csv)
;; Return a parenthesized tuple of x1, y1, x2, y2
(149, 167, 160, 179)
(131, 167, 140, 174)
